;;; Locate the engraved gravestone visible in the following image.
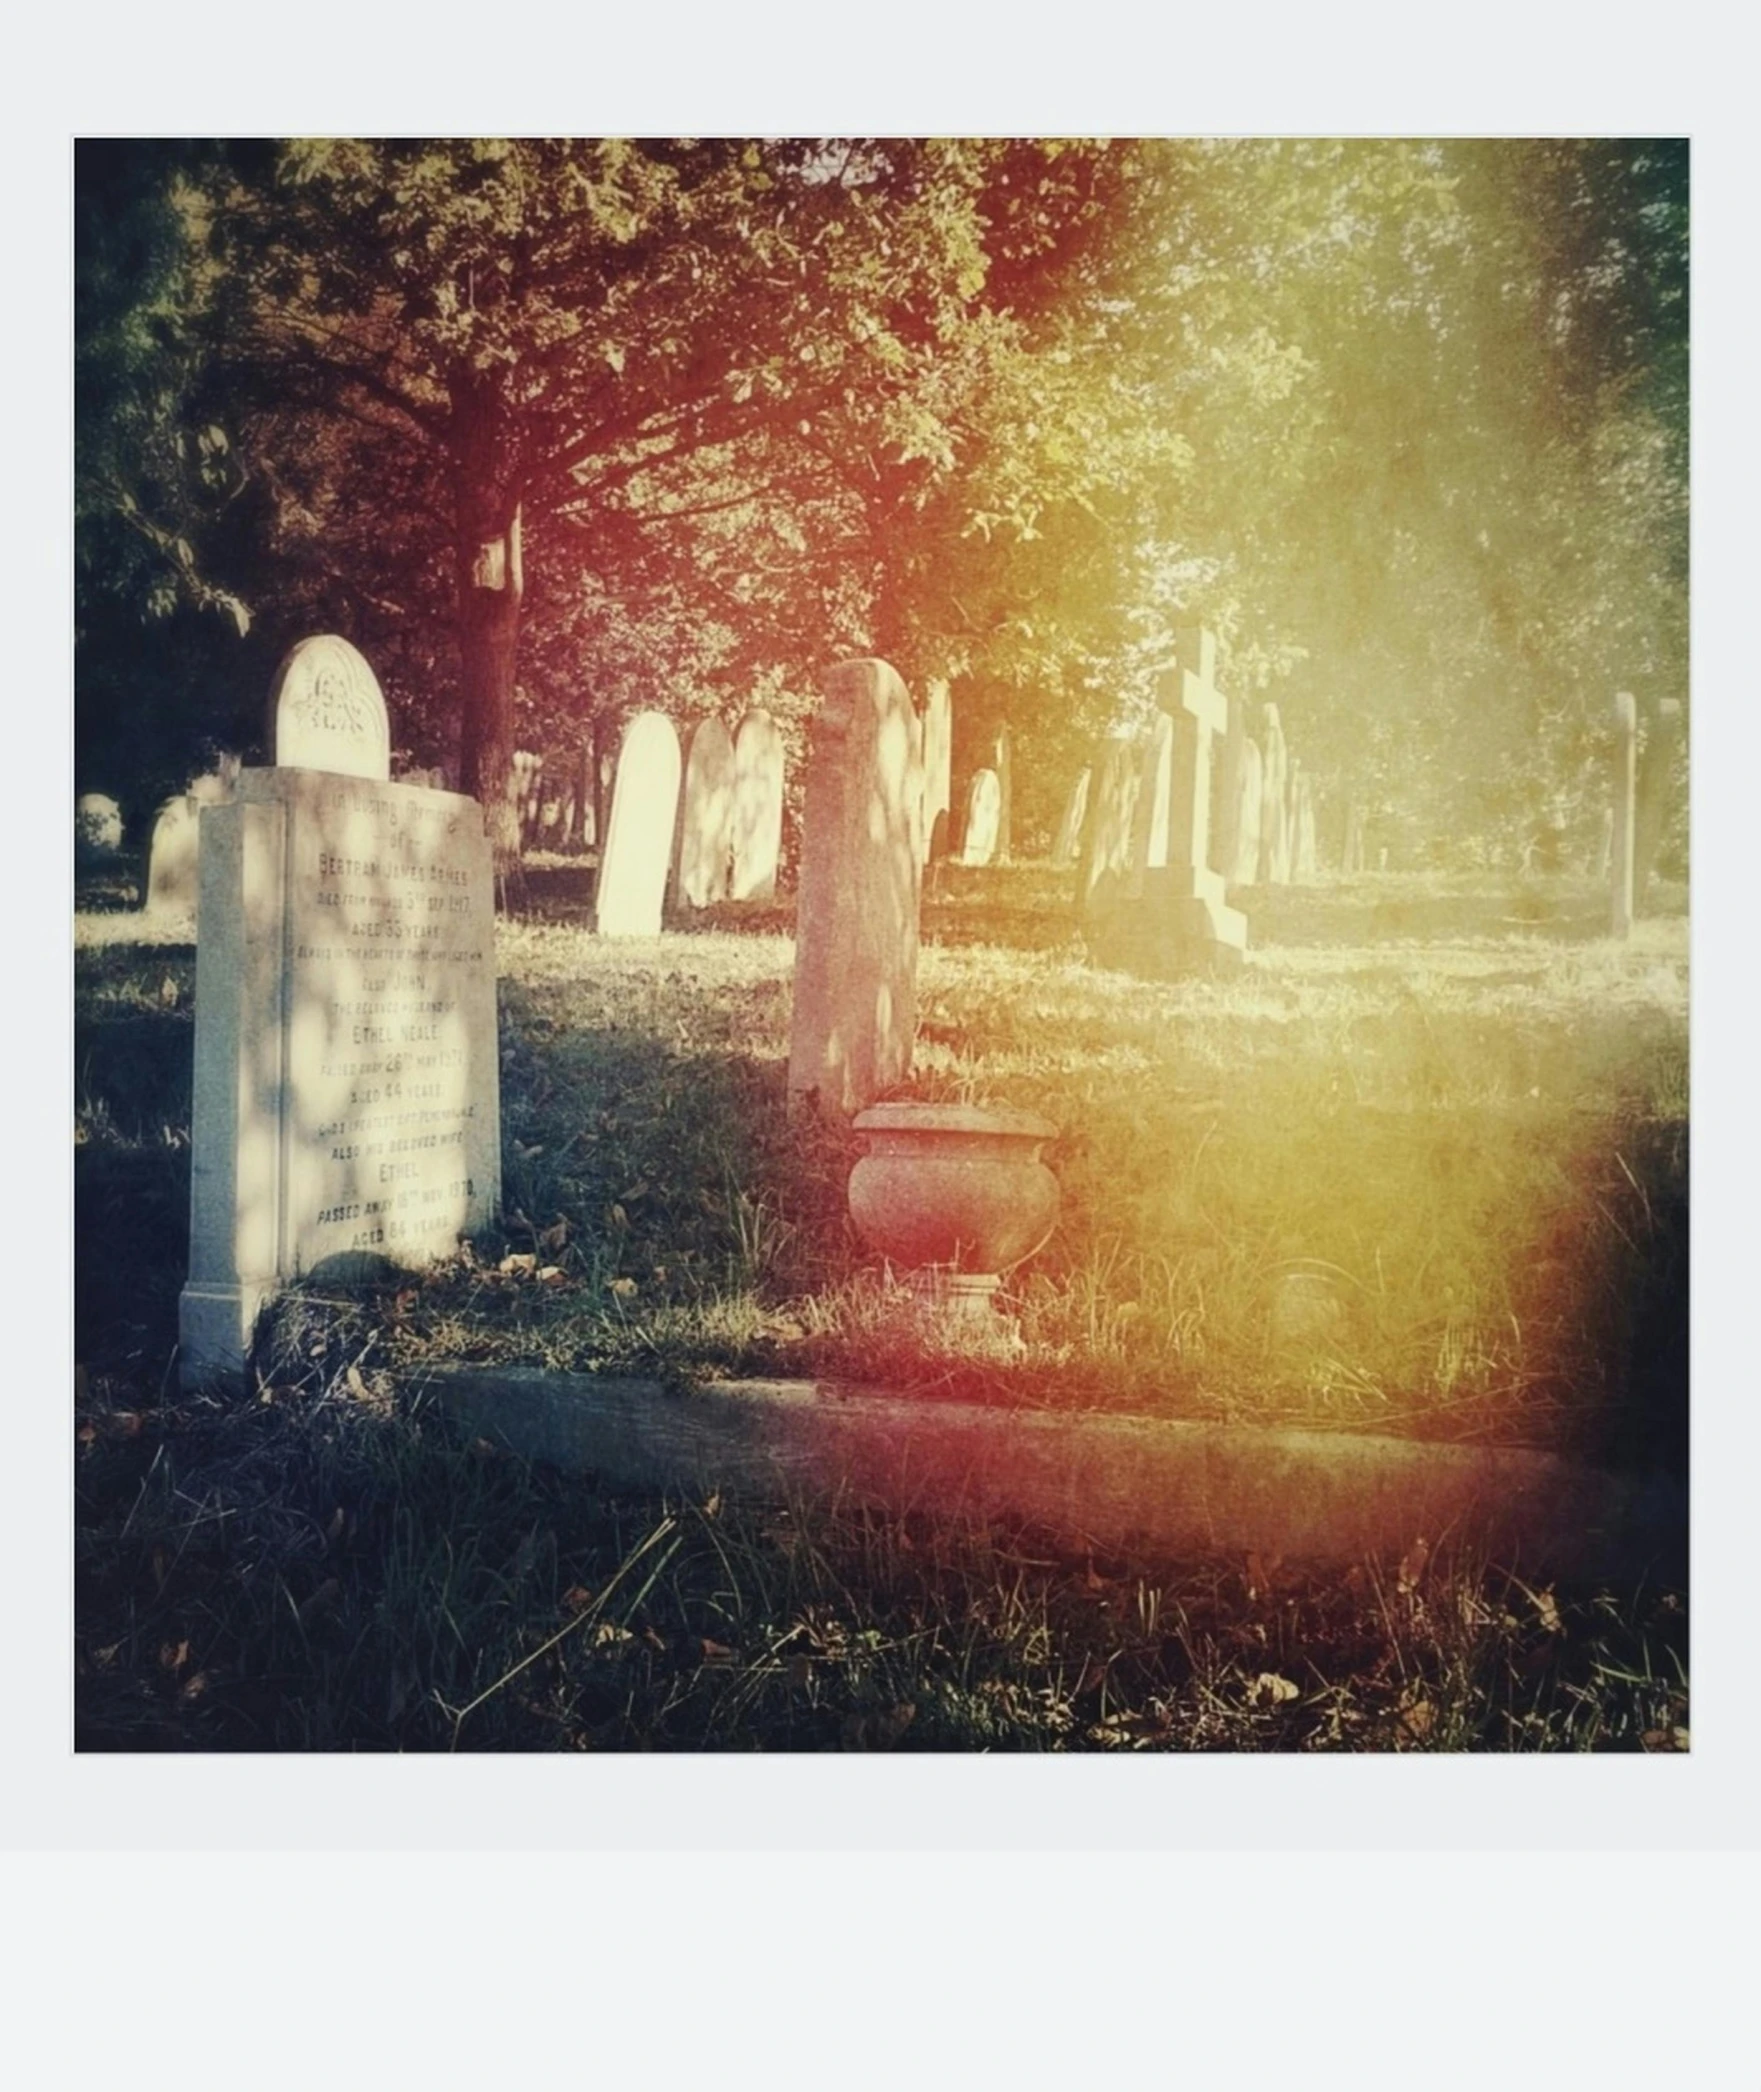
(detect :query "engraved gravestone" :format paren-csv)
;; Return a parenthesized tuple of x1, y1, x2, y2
(788, 659, 922, 1113)
(731, 708, 785, 901)
(596, 712, 682, 936)
(270, 635, 391, 782)
(677, 718, 737, 908)
(179, 765, 501, 1386)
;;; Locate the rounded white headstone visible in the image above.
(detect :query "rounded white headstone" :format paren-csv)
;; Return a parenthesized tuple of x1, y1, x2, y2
(597, 712, 682, 936)
(270, 635, 391, 781)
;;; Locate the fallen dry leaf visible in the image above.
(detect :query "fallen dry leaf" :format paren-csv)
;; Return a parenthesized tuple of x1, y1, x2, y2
(1250, 1673, 1301, 1707)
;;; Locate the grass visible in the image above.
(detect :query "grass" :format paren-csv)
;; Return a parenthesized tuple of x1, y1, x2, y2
(72, 860, 1689, 1750)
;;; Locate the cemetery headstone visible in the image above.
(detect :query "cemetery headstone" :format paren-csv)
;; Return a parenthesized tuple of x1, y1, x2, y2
(189, 753, 242, 807)
(961, 767, 1002, 866)
(1125, 711, 1176, 897)
(1075, 734, 1140, 915)
(921, 680, 953, 868)
(269, 635, 391, 781)
(788, 659, 922, 1114)
(1610, 690, 1638, 939)
(1232, 737, 1263, 887)
(596, 712, 682, 936)
(1633, 696, 1684, 903)
(1213, 695, 1246, 885)
(992, 725, 1013, 863)
(180, 743, 500, 1386)
(1293, 768, 1318, 882)
(75, 793, 123, 860)
(1341, 800, 1367, 877)
(677, 718, 737, 909)
(1259, 702, 1290, 885)
(145, 796, 203, 924)
(1083, 626, 1247, 975)
(1051, 767, 1091, 867)
(506, 750, 544, 854)
(731, 708, 785, 901)
(1284, 762, 1314, 884)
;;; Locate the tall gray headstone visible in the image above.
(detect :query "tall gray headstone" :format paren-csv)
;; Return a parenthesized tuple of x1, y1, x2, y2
(1292, 767, 1318, 882)
(1611, 690, 1638, 939)
(676, 718, 737, 908)
(921, 680, 953, 868)
(1051, 767, 1091, 867)
(1633, 696, 1684, 904)
(1075, 734, 1141, 914)
(1232, 738, 1264, 887)
(1213, 695, 1246, 885)
(1152, 623, 1247, 962)
(1259, 703, 1290, 885)
(992, 725, 1013, 864)
(961, 768, 1002, 866)
(788, 659, 922, 1114)
(1125, 711, 1176, 898)
(731, 708, 785, 901)
(596, 713, 682, 937)
(269, 635, 391, 782)
(179, 766, 501, 1386)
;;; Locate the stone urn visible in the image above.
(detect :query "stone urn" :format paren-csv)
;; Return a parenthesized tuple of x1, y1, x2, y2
(847, 1103, 1061, 1321)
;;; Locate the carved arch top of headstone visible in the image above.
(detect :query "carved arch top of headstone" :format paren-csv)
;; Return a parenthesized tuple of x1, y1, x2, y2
(269, 635, 391, 782)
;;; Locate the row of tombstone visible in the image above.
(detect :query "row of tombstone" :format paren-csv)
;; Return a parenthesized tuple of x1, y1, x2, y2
(1053, 681, 1319, 899)
(171, 632, 915, 1386)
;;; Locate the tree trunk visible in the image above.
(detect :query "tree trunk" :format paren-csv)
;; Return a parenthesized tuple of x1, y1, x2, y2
(450, 375, 525, 868)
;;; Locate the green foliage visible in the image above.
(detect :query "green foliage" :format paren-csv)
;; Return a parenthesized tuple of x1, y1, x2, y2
(75, 138, 1686, 862)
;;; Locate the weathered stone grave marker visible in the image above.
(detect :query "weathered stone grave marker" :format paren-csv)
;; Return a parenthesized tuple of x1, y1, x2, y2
(1259, 702, 1291, 885)
(1633, 696, 1684, 905)
(961, 767, 1002, 866)
(1231, 735, 1264, 887)
(269, 634, 392, 780)
(1051, 766, 1091, 867)
(676, 718, 736, 908)
(1213, 695, 1247, 885)
(180, 639, 500, 1386)
(991, 725, 1013, 863)
(145, 796, 203, 925)
(596, 712, 682, 936)
(788, 659, 921, 1113)
(1082, 627, 1247, 975)
(731, 708, 785, 901)
(76, 793, 123, 862)
(1290, 763, 1318, 883)
(1610, 690, 1638, 939)
(1125, 711, 1176, 897)
(921, 680, 952, 868)
(1074, 734, 1140, 915)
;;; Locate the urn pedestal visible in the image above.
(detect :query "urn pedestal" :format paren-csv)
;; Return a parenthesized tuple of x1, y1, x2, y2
(847, 1104, 1060, 1325)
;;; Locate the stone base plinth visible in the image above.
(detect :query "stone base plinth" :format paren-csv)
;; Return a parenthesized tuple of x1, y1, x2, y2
(178, 1279, 278, 1387)
(1087, 865, 1249, 978)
